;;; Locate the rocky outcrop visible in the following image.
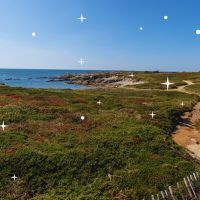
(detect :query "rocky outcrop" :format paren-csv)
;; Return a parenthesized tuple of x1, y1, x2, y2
(49, 72, 143, 87)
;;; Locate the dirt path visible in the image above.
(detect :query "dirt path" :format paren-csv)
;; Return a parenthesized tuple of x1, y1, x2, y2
(126, 79, 200, 160)
(172, 80, 200, 160)
(173, 103, 200, 160)
(123, 79, 200, 160)
(172, 80, 195, 94)
(121, 80, 195, 93)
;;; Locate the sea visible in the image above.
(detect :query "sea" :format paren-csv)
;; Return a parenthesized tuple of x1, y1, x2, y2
(0, 69, 104, 89)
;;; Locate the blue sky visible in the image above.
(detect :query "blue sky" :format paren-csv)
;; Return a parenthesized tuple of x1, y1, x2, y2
(0, 0, 200, 71)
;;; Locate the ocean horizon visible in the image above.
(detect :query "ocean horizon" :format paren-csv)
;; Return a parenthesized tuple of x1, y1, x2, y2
(0, 69, 107, 89)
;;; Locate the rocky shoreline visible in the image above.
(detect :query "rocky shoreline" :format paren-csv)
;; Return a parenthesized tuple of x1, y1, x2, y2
(49, 71, 144, 87)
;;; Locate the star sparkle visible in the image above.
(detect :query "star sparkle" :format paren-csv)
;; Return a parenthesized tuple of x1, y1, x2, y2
(161, 77, 174, 90)
(181, 101, 185, 107)
(97, 100, 102, 105)
(149, 111, 156, 119)
(78, 14, 87, 23)
(139, 27, 143, 31)
(0, 121, 8, 131)
(11, 174, 18, 181)
(78, 58, 86, 65)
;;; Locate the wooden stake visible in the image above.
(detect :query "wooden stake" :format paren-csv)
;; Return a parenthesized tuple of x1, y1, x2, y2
(164, 190, 169, 198)
(193, 173, 198, 181)
(187, 176, 197, 198)
(190, 175, 194, 182)
(168, 186, 176, 200)
(176, 182, 185, 200)
(160, 191, 166, 200)
(184, 177, 193, 198)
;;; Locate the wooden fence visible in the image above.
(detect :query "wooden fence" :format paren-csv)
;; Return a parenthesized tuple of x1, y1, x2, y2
(149, 172, 200, 200)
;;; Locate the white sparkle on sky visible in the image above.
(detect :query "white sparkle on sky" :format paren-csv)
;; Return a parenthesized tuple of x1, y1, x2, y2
(196, 29, 200, 35)
(32, 32, 36, 37)
(139, 27, 143, 31)
(78, 58, 86, 65)
(77, 14, 87, 23)
(164, 15, 168, 20)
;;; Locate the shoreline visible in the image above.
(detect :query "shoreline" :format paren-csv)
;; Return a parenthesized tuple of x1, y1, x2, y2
(49, 71, 145, 88)
(0, 70, 200, 90)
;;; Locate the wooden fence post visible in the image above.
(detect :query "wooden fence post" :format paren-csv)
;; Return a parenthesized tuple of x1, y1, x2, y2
(149, 172, 200, 200)
(164, 190, 169, 198)
(183, 177, 193, 198)
(187, 176, 197, 198)
(160, 191, 166, 200)
(176, 182, 185, 200)
(193, 173, 198, 181)
(168, 186, 176, 200)
(196, 172, 200, 179)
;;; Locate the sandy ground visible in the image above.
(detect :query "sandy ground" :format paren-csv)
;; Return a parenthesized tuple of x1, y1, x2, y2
(172, 80, 194, 94)
(172, 81, 200, 160)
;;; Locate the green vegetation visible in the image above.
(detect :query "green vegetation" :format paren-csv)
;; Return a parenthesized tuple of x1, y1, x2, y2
(132, 72, 200, 89)
(185, 83, 200, 94)
(0, 77, 199, 199)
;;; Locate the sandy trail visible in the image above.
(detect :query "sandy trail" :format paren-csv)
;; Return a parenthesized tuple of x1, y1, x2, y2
(125, 79, 200, 160)
(172, 80, 200, 160)
(173, 103, 200, 160)
(172, 80, 195, 94)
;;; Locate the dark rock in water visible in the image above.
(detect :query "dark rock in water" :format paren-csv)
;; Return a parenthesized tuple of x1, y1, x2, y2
(37, 77, 50, 79)
(5, 78, 20, 81)
(47, 79, 65, 82)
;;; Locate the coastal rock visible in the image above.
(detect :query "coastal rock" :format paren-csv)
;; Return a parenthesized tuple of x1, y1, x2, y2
(51, 72, 144, 88)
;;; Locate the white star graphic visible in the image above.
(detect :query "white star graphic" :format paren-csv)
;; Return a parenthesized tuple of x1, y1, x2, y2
(78, 58, 86, 65)
(181, 102, 185, 107)
(97, 100, 102, 105)
(0, 121, 8, 131)
(161, 77, 174, 90)
(78, 14, 87, 23)
(149, 111, 156, 119)
(11, 174, 18, 181)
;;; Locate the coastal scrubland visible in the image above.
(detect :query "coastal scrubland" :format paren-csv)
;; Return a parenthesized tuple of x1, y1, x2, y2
(0, 72, 200, 199)
(54, 71, 200, 89)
